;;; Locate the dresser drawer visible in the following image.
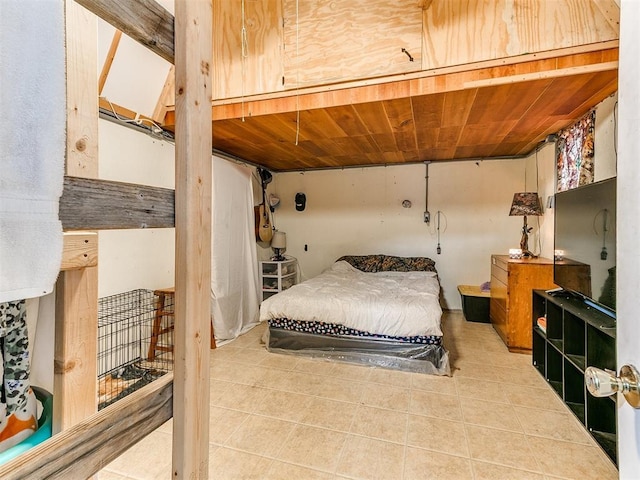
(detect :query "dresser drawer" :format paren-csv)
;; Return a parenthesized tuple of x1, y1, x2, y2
(492, 255, 509, 271)
(490, 299, 508, 343)
(491, 263, 508, 286)
(490, 276, 508, 311)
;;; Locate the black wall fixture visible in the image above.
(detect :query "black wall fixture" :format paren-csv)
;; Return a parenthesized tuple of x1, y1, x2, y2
(295, 192, 306, 211)
(257, 167, 272, 185)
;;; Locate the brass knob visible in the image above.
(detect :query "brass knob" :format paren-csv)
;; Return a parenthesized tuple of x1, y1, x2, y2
(585, 364, 640, 408)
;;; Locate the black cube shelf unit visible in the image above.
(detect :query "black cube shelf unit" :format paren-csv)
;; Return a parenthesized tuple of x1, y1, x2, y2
(532, 289, 617, 465)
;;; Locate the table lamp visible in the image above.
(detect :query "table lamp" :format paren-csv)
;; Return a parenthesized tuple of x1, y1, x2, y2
(271, 231, 286, 261)
(509, 192, 542, 257)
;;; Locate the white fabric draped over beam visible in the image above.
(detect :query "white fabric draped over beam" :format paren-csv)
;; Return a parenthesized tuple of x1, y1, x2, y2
(210, 156, 261, 341)
(0, 0, 65, 303)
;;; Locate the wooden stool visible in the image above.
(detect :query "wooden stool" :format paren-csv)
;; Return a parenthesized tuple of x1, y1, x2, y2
(147, 287, 216, 362)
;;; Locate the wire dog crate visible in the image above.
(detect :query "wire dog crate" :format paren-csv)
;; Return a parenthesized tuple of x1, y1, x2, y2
(98, 289, 173, 410)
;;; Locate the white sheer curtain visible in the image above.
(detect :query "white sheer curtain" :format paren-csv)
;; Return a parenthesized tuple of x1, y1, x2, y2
(211, 156, 261, 341)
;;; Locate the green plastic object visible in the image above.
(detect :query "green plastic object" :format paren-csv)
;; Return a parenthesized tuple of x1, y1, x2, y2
(0, 386, 53, 465)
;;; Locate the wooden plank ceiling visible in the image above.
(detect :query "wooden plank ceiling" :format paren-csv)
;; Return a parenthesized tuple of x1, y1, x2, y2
(162, 45, 618, 172)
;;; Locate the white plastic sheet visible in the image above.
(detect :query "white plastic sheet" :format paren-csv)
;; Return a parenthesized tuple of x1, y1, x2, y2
(210, 157, 261, 341)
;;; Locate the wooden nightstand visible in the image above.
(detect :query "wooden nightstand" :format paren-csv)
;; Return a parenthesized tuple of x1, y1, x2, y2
(490, 254, 556, 353)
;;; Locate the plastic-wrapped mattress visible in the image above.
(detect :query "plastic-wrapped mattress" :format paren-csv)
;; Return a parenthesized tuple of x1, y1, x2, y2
(265, 326, 450, 376)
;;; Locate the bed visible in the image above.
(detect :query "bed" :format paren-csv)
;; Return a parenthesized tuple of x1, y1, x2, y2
(260, 254, 450, 375)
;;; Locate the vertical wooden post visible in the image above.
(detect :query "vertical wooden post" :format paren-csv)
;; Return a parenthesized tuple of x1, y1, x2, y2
(173, 0, 212, 478)
(54, 0, 99, 433)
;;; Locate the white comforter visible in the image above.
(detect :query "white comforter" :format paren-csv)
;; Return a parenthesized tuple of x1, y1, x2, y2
(259, 261, 443, 337)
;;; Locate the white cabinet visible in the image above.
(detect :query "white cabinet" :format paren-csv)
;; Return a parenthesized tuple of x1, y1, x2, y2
(260, 257, 297, 302)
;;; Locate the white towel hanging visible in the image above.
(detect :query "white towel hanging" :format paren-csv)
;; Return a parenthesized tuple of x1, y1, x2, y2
(0, 0, 66, 302)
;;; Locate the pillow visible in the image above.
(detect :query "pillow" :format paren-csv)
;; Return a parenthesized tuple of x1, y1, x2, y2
(380, 255, 436, 273)
(336, 254, 436, 273)
(335, 255, 384, 273)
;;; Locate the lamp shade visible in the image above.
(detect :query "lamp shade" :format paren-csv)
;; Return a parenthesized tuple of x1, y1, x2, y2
(509, 192, 542, 216)
(271, 231, 286, 249)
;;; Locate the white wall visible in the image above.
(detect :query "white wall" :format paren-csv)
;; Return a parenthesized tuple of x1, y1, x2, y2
(272, 159, 526, 309)
(594, 94, 618, 182)
(98, 119, 176, 297)
(523, 142, 556, 260)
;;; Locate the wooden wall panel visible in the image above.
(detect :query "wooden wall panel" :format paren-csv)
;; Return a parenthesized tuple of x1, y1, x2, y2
(213, 0, 283, 100)
(422, 0, 619, 70)
(283, 0, 423, 88)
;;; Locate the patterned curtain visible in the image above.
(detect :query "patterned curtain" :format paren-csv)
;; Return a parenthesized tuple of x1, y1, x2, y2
(556, 110, 596, 192)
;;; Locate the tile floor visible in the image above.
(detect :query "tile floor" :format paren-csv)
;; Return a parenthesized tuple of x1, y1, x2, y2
(99, 311, 618, 480)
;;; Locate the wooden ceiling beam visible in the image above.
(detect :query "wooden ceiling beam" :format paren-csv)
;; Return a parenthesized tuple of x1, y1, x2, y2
(74, 0, 174, 64)
(98, 29, 122, 95)
(153, 65, 176, 123)
(60, 176, 175, 230)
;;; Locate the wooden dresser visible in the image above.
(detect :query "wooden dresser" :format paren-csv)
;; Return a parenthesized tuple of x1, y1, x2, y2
(490, 254, 556, 353)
